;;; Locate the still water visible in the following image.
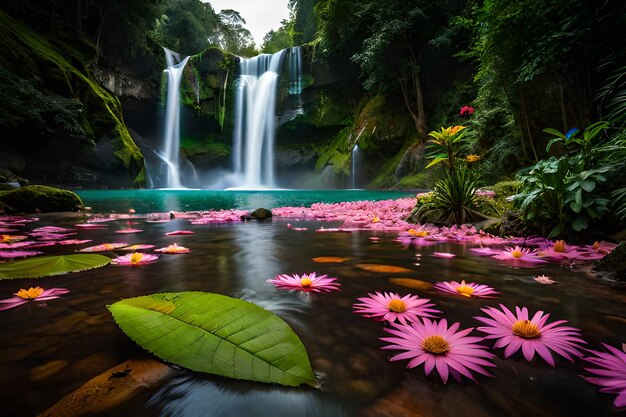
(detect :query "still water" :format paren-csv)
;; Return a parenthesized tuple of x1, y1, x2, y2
(73, 189, 417, 213)
(0, 194, 624, 416)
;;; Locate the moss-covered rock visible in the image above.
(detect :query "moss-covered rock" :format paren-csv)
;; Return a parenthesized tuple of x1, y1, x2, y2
(594, 241, 626, 281)
(0, 185, 83, 213)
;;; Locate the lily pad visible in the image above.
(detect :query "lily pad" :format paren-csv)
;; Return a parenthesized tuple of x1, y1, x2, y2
(0, 254, 111, 279)
(108, 292, 316, 387)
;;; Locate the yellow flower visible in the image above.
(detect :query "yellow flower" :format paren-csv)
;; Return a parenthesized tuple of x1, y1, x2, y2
(466, 154, 481, 163)
(129, 252, 144, 264)
(448, 125, 466, 136)
(16, 287, 44, 300)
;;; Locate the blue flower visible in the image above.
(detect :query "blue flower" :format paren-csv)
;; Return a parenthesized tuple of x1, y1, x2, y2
(565, 128, 579, 139)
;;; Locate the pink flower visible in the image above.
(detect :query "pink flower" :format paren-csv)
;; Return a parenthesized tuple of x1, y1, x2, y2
(475, 304, 585, 366)
(432, 252, 456, 259)
(533, 275, 558, 285)
(165, 230, 195, 236)
(0, 287, 70, 311)
(492, 246, 547, 266)
(0, 250, 42, 259)
(111, 252, 159, 266)
(155, 243, 190, 254)
(353, 292, 440, 324)
(267, 272, 340, 293)
(115, 228, 143, 234)
(79, 243, 129, 252)
(433, 280, 499, 298)
(581, 343, 626, 407)
(381, 318, 496, 383)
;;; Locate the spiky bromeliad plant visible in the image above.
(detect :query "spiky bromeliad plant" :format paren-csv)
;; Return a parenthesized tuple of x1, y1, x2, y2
(411, 126, 493, 225)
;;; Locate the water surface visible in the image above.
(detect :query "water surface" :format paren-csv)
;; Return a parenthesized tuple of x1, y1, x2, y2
(0, 206, 624, 416)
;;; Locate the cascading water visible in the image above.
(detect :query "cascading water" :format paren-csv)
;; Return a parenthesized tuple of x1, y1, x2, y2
(229, 47, 302, 189)
(161, 47, 190, 189)
(351, 144, 360, 189)
(288, 46, 302, 95)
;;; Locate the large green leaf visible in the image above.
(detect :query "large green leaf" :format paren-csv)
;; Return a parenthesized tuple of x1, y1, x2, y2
(108, 292, 316, 387)
(0, 254, 111, 279)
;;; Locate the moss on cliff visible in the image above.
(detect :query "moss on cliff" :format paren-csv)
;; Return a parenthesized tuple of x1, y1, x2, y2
(0, 9, 145, 186)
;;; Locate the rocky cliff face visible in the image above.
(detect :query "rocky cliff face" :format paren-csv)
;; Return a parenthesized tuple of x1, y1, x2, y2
(0, 8, 146, 189)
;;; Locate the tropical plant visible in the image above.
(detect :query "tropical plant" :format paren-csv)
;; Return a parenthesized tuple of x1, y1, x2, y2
(412, 165, 491, 225)
(544, 121, 610, 169)
(425, 125, 468, 169)
(514, 156, 610, 237)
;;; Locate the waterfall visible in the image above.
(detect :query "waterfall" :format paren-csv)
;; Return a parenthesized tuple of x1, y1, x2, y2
(161, 47, 190, 189)
(351, 144, 360, 189)
(288, 46, 302, 95)
(230, 47, 302, 189)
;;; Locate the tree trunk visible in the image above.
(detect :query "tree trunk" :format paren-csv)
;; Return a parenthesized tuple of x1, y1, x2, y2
(399, 70, 427, 139)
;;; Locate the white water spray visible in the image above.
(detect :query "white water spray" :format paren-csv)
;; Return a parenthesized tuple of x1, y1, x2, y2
(162, 47, 190, 188)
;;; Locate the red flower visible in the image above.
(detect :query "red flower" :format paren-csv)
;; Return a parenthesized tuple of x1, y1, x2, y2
(460, 106, 475, 117)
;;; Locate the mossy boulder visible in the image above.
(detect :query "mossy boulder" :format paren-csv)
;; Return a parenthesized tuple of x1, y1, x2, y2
(0, 185, 84, 213)
(595, 241, 626, 281)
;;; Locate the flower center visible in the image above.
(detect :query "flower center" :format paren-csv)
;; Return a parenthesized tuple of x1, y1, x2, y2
(1, 235, 10, 243)
(408, 229, 429, 237)
(16, 287, 44, 300)
(372, 216, 381, 223)
(388, 298, 407, 313)
(553, 240, 565, 252)
(592, 241, 600, 250)
(456, 285, 475, 297)
(300, 277, 313, 287)
(512, 320, 541, 339)
(511, 249, 524, 258)
(421, 335, 450, 354)
(130, 253, 144, 264)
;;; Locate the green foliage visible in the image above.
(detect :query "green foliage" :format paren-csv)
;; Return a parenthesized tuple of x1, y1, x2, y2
(544, 121, 609, 168)
(0, 254, 111, 280)
(108, 292, 316, 387)
(514, 156, 610, 237)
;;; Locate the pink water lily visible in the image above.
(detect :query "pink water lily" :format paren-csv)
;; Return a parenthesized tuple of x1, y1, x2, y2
(165, 230, 195, 236)
(267, 272, 340, 293)
(155, 243, 190, 254)
(581, 343, 626, 407)
(475, 304, 585, 366)
(353, 291, 440, 324)
(120, 244, 156, 251)
(79, 243, 129, 252)
(433, 280, 499, 298)
(0, 287, 70, 311)
(111, 252, 159, 266)
(492, 246, 547, 266)
(115, 228, 143, 234)
(534, 275, 558, 285)
(381, 318, 496, 383)
(433, 252, 456, 259)
(0, 250, 42, 259)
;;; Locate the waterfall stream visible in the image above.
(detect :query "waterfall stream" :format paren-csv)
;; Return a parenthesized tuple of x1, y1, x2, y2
(229, 47, 302, 189)
(161, 47, 190, 189)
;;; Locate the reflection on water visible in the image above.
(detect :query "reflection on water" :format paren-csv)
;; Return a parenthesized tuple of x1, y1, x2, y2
(74, 189, 416, 213)
(143, 375, 352, 417)
(0, 215, 624, 417)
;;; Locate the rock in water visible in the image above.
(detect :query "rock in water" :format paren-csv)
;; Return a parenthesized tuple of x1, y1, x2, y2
(248, 208, 273, 220)
(0, 185, 83, 213)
